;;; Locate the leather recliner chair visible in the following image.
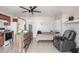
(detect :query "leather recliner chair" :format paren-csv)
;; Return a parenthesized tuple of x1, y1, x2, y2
(53, 30, 76, 52)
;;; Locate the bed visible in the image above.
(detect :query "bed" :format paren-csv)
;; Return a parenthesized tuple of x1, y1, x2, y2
(36, 32, 54, 41)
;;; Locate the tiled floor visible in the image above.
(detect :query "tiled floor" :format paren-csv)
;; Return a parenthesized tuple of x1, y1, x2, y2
(0, 39, 59, 53)
(0, 43, 15, 53)
(26, 39, 59, 53)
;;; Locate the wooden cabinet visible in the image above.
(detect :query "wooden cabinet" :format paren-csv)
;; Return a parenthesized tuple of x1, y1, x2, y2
(0, 33, 4, 47)
(0, 14, 11, 25)
(15, 32, 33, 53)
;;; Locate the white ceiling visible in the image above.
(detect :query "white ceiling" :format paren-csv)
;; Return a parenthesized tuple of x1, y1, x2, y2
(0, 6, 79, 17)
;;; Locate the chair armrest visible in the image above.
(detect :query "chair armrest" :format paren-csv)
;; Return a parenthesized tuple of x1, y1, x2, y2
(59, 39, 76, 52)
(61, 37, 68, 41)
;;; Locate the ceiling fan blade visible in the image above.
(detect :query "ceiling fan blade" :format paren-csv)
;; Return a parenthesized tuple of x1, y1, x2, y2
(32, 6, 37, 10)
(22, 11, 28, 13)
(19, 6, 29, 11)
(33, 11, 41, 13)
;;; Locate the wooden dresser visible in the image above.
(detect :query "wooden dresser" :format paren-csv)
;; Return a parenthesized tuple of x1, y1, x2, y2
(15, 32, 33, 53)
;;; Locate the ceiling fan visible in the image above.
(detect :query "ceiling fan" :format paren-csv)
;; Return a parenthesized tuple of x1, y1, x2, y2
(19, 6, 41, 14)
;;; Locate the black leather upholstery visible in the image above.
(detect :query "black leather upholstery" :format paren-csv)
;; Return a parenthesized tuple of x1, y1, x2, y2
(53, 30, 76, 52)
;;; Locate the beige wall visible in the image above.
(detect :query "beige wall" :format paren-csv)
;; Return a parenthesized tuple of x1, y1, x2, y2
(26, 16, 55, 37)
